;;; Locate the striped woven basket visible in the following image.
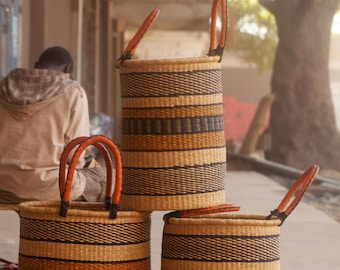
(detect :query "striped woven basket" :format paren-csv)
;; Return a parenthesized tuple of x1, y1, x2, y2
(116, 0, 228, 211)
(18, 136, 151, 270)
(161, 165, 319, 270)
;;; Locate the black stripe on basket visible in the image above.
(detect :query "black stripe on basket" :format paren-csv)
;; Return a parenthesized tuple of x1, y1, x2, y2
(122, 101, 224, 111)
(121, 115, 224, 135)
(20, 218, 150, 245)
(162, 233, 280, 263)
(120, 69, 222, 97)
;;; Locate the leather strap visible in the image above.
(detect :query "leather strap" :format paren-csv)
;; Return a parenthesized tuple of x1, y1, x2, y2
(59, 135, 122, 219)
(267, 164, 319, 225)
(163, 203, 240, 223)
(117, 8, 160, 65)
(208, 0, 228, 61)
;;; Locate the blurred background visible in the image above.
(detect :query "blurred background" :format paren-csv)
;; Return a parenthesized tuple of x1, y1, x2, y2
(1, 0, 340, 172)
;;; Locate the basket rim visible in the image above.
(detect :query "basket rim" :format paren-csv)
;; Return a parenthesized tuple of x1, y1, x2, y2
(18, 200, 151, 217)
(166, 213, 282, 226)
(117, 55, 221, 68)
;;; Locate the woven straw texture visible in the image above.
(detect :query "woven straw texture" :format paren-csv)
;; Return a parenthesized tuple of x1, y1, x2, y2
(161, 213, 282, 270)
(119, 56, 226, 211)
(18, 201, 151, 270)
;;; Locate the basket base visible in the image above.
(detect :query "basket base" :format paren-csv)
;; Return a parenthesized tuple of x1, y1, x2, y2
(120, 190, 225, 211)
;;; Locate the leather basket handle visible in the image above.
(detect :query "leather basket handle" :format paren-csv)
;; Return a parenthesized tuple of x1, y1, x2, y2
(208, 0, 228, 61)
(59, 135, 122, 219)
(116, 8, 160, 66)
(59, 136, 114, 205)
(267, 164, 319, 225)
(163, 203, 240, 223)
(116, 0, 228, 66)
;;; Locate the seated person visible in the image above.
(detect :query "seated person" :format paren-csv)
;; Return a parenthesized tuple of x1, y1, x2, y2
(0, 46, 107, 204)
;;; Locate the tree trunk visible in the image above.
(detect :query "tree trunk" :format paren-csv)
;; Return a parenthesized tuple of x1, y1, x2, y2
(260, 0, 340, 170)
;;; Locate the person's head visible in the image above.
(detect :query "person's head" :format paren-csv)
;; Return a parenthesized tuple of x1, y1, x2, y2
(34, 46, 73, 74)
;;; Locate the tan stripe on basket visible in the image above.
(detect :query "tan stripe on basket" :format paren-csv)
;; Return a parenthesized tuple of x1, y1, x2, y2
(19, 201, 150, 223)
(163, 214, 281, 236)
(121, 132, 225, 151)
(122, 104, 224, 118)
(120, 190, 225, 211)
(118, 56, 221, 73)
(122, 147, 226, 168)
(122, 94, 223, 108)
(19, 239, 150, 261)
(161, 258, 280, 270)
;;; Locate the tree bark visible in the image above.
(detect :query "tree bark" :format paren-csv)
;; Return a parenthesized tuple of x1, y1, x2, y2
(260, 0, 340, 170)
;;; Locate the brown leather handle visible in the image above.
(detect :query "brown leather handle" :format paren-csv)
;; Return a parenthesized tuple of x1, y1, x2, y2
(207, 0, 228, 61)
(116, 0, 228, 66)
(58, 136, 114, 205)
(59, 136, 88, 194)
(116, 8, 160, 66)
(59, 135, 122, 219)
(267, 164, 319, 225)
(163, 203, 240, 223)
(59, 137, 112, 202)
(58, 136, 114, 208)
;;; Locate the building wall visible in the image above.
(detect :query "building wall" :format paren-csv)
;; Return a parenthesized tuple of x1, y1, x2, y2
(21, 0, 77, 69)
(0, 0, 20, 77)
(20, 0, 117, 124)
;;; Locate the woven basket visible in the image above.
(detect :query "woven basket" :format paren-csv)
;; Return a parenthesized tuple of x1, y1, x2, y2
(18, 136, 151, 270)
(116, 0, 228, 211)
(161, 165, 319, 270)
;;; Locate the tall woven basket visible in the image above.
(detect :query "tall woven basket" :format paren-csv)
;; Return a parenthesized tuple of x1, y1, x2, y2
(161, 165, 319, 270)
(18, 136, 151, 270)
(116, 0, 228, 211)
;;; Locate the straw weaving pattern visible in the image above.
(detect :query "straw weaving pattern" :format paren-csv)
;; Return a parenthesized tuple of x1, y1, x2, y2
(120, 69, 222, 97)
(161, 214, 282, 270)
(162, 233, 280, 263)
(122, 115, 224, 135)
(20, 217, 150, 244)
(121, 133, 225, 151)
(18, 203, 151, 270)
(119, 58, 226, 210)
(122, 163, 226, 195)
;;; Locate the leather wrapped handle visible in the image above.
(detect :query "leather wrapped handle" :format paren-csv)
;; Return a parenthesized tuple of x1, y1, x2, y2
(116, 8, 160, 66)
(116, 0, 228, 66)
(267, 164, 319, 225)
(208, 0, 228, 61)
(58, 136, 113, 204)
(163, 204, 240, 223)
(58, 135, 122, 219)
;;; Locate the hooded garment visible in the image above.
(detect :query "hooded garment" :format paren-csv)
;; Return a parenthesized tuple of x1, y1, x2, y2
(0, 68, 90, 203)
